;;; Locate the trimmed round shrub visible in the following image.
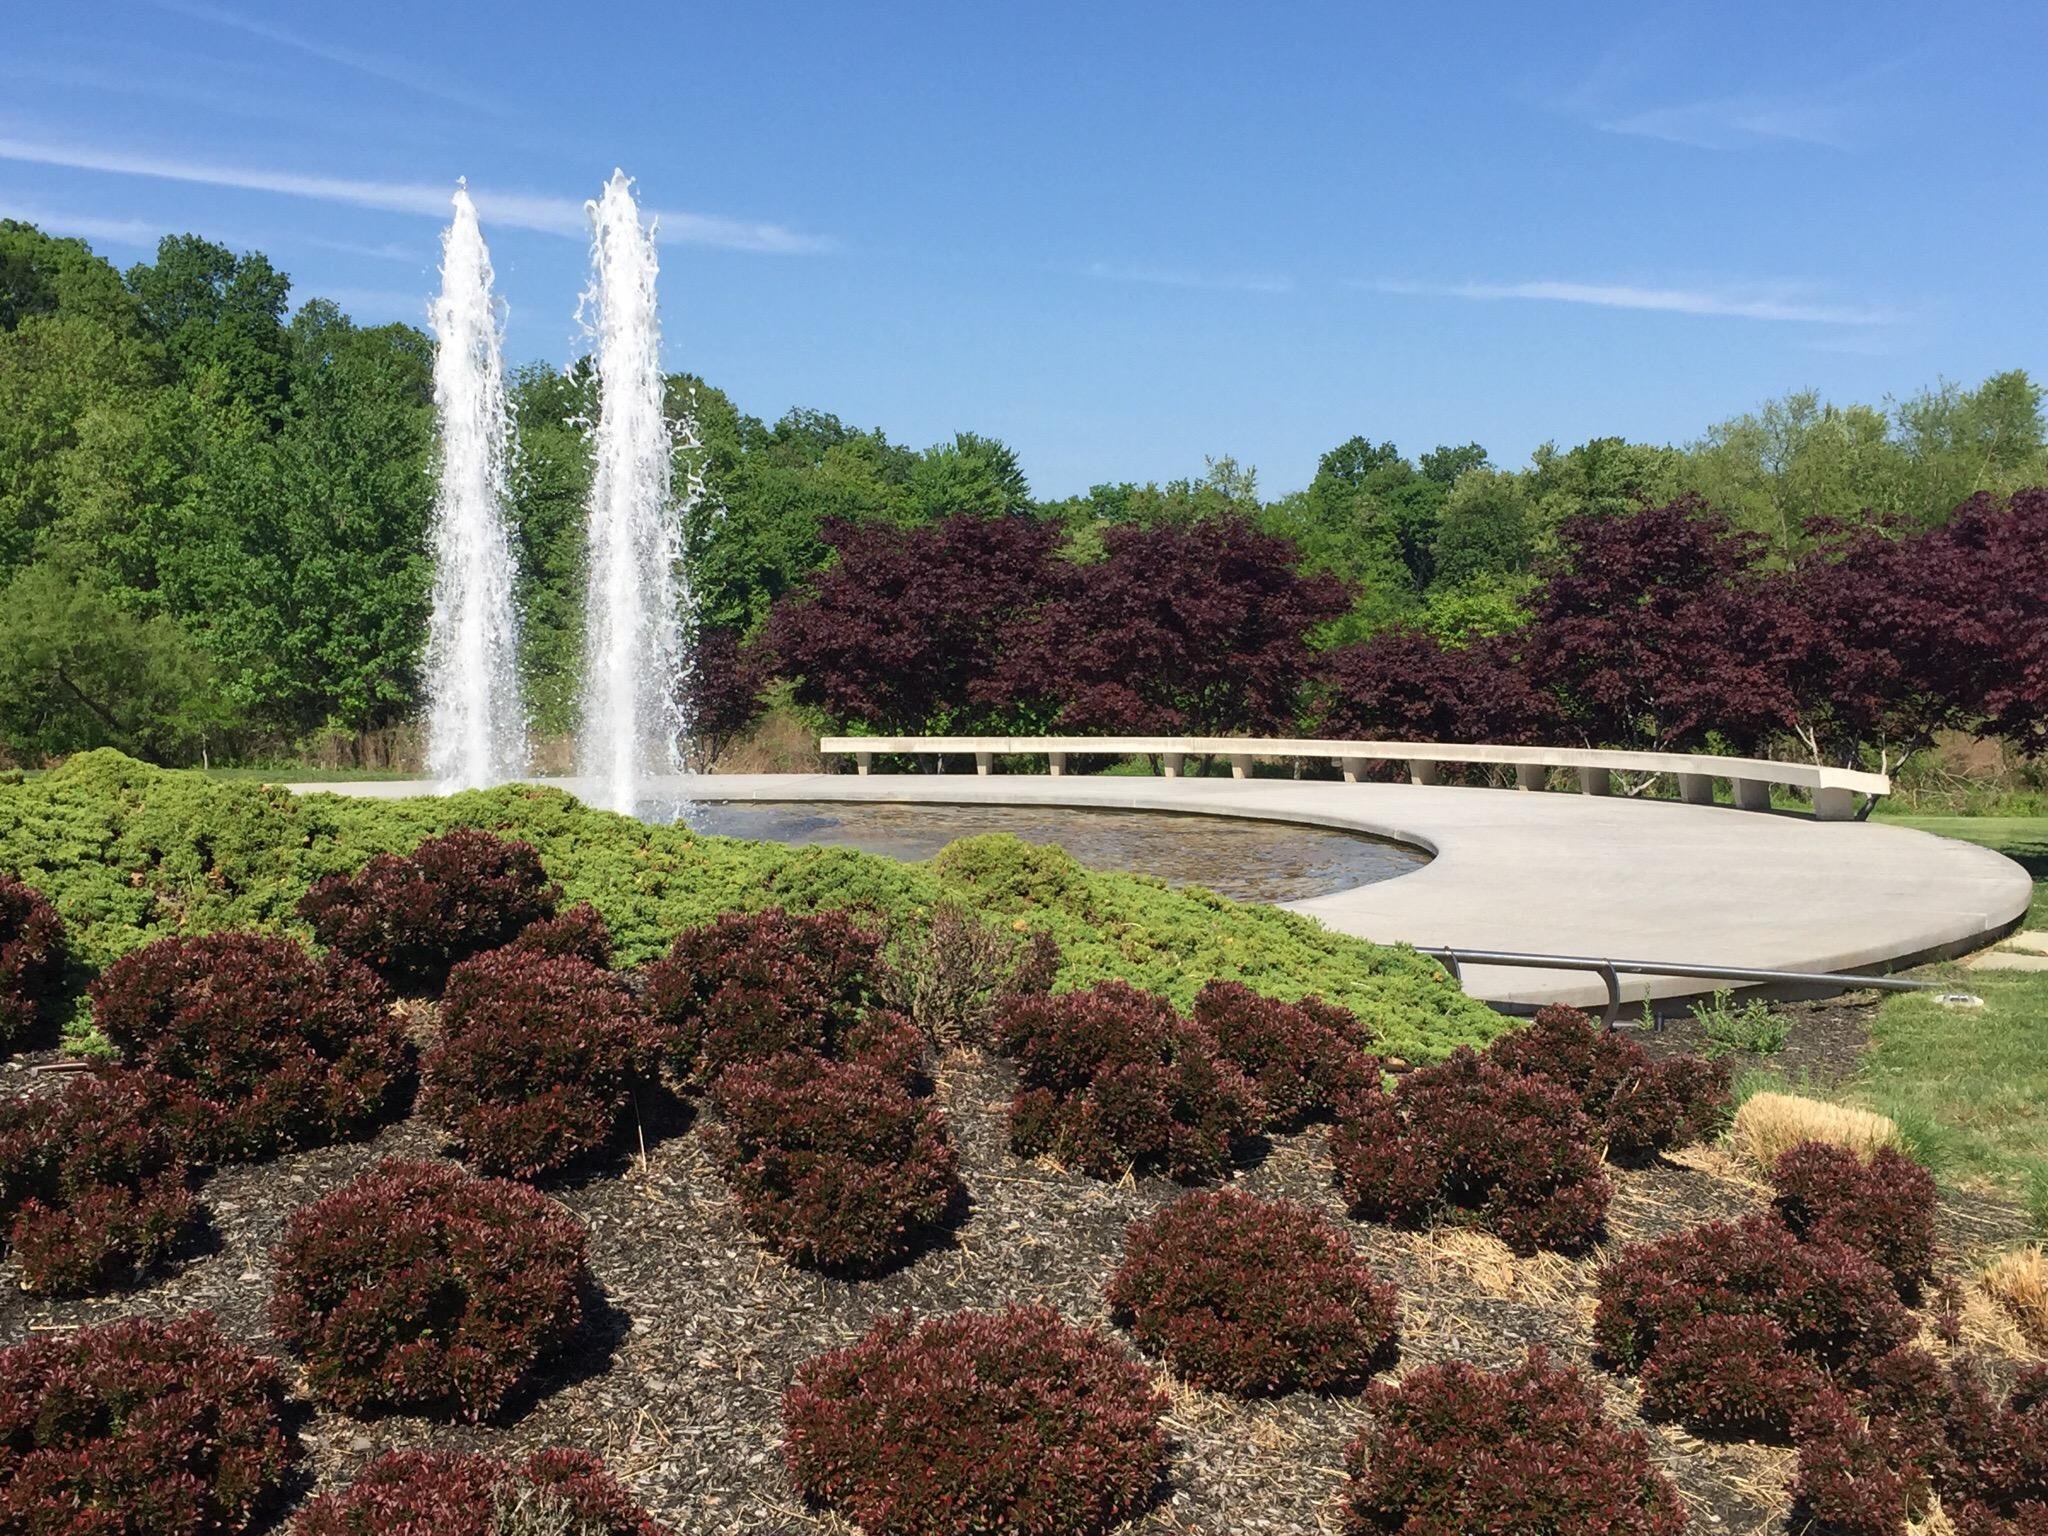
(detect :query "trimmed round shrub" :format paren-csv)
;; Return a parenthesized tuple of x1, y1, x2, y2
(1000, 980, 1262, 1183)
(297, 827, 560, 994)
(269, 1157, 588, 1421)
(644, 906, 885, 1083)
(502, 900, 614, 966)
(90, 931, 410, 1162)
(1342, 1348, 1688, 1536)
(1593, 1211, 1917, 1436)
(1108, 1187, 1398, 1394)
(0, 874, 65, 1050)
(1190, 979, 1380, 1127)
(0, 1311, 296, 1536)
(1942, 1361, 2048, 1536)
(0, 1066, 201, 1295)
(710, 1049, 960, 1272)
(1330, 1048, 1611, 1254)
(421, 948, 660, 1180)
(291, 1448, 667, 1536)
(783, 1305, 1168, 1536)
(1487, 1004, 1731, 1161)
(1771, 1140, 1938, 1296)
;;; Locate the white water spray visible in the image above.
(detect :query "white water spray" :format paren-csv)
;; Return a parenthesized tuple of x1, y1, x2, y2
(424, 181, 528, 789)
(577, 170, 690, 813)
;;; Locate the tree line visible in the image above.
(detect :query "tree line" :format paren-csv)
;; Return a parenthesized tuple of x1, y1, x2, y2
(2, 217, 2043, 767)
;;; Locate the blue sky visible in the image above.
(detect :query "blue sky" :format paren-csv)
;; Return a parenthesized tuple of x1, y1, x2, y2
(3, 2, 2042, 497)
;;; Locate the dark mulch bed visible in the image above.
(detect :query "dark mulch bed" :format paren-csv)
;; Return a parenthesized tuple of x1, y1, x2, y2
(0, 1005, 2033, 1535)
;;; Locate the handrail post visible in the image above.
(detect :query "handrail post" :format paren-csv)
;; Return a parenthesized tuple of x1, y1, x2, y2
(1598, 962, 1622, 1028)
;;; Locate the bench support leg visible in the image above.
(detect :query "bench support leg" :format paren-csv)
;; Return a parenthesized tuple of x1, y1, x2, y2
(855, 752, 872, 777)
(1342, 756, 1364, 783)
(1047, 752, 1065, 777)
(1230, 754, 1251, 780)
(1577, 767, 1611, 796)
(1162, 753, 1183, 779)
(1813, 787, 1856, 822)
(1515, 763, 1547, 792)
(1408, 760, 1441, 786)
(974, 751, 992, 777)
(1732, 778, 1772, 812)
(1677, 773, 1715, 806)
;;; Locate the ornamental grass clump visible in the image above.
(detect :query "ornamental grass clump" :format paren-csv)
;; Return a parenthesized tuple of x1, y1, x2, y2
(782, 1304, 1168, 1536)
(879, 901, 1060, 1048)
(644, 906, 888, 1083)
(999, 979, 1262, 1183)
(1486, 1004, 1731, 1161)
(1770, 1140, 1939, 1297)
(1594, 1211, 1920, 1437)
(90, 930, 410, 1162)
(1341, 1348, 1689, 1536)
(1730, 1091, 1900, 1172)
(1329, 1048, 1611, 1254)
(1190, 978, 1380, 1128)
(297, 827, 561, 994)
(0, 874, 64, 1051)
(0, 1066, 200, 1295)
(291, 1448, 668, 1536)
(269, 1157, 587, 1422)
(1108, 1187, 1398, 1395)
(709, 1050, 960, 1272)
(421, 947, 661, 1180)
(0, 1311, 296, 1536)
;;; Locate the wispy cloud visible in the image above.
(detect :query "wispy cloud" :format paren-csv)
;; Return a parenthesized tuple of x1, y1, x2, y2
(1556, 50, 1905, 152)
(0, 136, 832, 254)
(1598, 93, 1852, 151)
(1363, 277, 1896, 327)
(153, 0, 498, 113)
(0, 202, 163, 247)
(1081, 260, 1292, 295)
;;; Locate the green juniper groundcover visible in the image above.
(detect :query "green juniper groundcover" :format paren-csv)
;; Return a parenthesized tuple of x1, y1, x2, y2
(0, 750, 1500, 1062)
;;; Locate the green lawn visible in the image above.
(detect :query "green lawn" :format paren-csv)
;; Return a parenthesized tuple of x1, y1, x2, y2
(1858, 813, 2048, 1222)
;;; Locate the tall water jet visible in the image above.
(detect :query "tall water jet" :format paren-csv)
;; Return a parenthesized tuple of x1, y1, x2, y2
(424, 181, 527, 789)
(577, 169, 690, 813)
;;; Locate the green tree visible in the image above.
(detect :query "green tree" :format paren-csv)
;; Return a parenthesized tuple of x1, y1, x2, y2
(125, 234, 293, 421)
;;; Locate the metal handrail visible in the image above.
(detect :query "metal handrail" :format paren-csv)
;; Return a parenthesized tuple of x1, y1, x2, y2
(1417, 946, 1960, 1027)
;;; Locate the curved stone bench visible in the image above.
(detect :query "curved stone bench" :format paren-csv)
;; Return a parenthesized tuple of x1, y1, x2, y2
(819, 735, 1889, 820)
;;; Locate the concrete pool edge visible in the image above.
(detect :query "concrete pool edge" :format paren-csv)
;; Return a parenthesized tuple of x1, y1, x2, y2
(286, 773, 2033, 1012)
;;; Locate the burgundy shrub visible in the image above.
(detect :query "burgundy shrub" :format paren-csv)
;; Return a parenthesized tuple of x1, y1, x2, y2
(0, 1066, 200, 1295)
(1792, 1390, 1933, 1536)
(0, 1311, 296, 1536)
(90, 930, 409, 1162)
(297, 827, 560, 994)
(1342, 1348, 1688, 1536)
(291, 1448, 668, 1536)
(999, 980, 1262, 1183)
(644, 906, 887, 1083)
(1487, 1004, 1731, 1161)
(993, 513, 1353, 733)
(421, 948, 660, 1180)
(1312, 628, 1553, 744)
(782, 1305, 1168, 1536)
(0, 874, 64, 1050)
(502, 901, 614, 966)
(1329, 1049, 1611, 1254)
(1190, 979, 1380, 1127)
(765, 512, 1061, 732)
(269, 1158, 587, 1421)
(1942, 1361, 2048, 1535)
(709, 1049, 960, 1272)
(1109, 1188, 1398, 1395)
(1771, 1141, 1939, 1296)
(1593, 1212, 1917, 1436)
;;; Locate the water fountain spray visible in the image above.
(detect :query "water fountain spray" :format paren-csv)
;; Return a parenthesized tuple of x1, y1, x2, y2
(577, 170, 691, 814)
(424, 181, 528, 789)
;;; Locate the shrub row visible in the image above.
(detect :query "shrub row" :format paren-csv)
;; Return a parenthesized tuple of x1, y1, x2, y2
(298, 826, 562, 994)
(709, 1049, 959, 1272)
(421, 947, 660, 1180)
(0, 1312, 296, 1535)
(1332, 1048, 1612, 1254)
(0, 1066, 200, 1295)
(782, 1304, 1168, 1536)
(1342, 1348, 1688, 1536)
(1770, 1140, 1938, 1297)
(92, 930, 411, 1162)
(1488, 1004, 1730, 1160)
(0, 873, 64, 1050)
(292, 1448, 667, 1536)
(1001, 980, 1262, 1183)
(268, 1157, 588, 1422)
(1109, 1188, 1398, 1394)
